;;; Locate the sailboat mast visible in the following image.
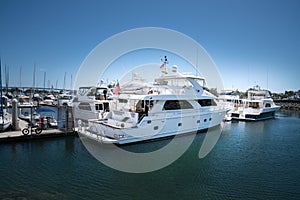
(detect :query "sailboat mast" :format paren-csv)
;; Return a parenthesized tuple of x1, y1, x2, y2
(33, 63, 36, 94)
(70, 74, 72, 90)
(19, 65, 22, 91)
(0, 59, 4, 123)
(43, 71, 46, 91)
(63, 72, 66, 91)
(5, 65, 9, 95)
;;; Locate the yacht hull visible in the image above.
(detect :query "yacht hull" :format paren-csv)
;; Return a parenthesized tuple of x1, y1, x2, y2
(79, 109, 227, 144)
(0, 121, 11, 131)
(231, 107, 280, 121)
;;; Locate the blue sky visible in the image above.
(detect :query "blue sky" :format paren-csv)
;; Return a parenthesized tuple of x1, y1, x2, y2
(1, 0, 300, 92)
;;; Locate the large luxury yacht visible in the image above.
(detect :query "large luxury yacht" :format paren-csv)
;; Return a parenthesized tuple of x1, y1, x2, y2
(77, 60, 228, 144)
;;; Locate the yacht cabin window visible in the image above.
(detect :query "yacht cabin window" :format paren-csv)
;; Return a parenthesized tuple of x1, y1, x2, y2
(118, 99, 128, 103)
(78, 102, 92, 111)
(156, 79, 192, 88)
(163, 100, 193, 110)
(135, 100, 155, 112)
(197, 99, 217, 107)
(265, 103, 271, 108)
(248, 102, 260, 108)
(95, 104, 103, 111)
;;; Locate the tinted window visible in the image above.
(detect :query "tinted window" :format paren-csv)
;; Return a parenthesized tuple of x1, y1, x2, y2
(198, 99, 217, 107)
(118, 99, 128, 103)
(163, 100, 193, 110)
(95, 104, 103, 111)
(265, 103, 271, 107)
(78, 103, 91, 111)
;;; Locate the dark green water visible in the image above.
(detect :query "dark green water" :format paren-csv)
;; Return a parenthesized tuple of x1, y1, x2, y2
(1, 110, 300, 199)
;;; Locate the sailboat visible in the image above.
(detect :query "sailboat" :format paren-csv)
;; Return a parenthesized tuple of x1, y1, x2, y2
(0, 59, 11, 131)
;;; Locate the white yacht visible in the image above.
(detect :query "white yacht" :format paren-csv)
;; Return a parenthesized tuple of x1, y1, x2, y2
(0, 108, 10, 131)
(0, 99, 10, 131)
(17, 95, 40, 124)
(36, 107, 58, 128)
(73, 86, 112, 125)
(77, 64, 228, 144)
(17, 95, 32, 107)
(0, 117, 10, 131)
(53, 93, 73, 107)
(18, 106, 40, 123)
(42, 94, 56, 106)
(218, 90, 241, 121)
(230, 86, 281, 121)
(0, 62, 11, 131)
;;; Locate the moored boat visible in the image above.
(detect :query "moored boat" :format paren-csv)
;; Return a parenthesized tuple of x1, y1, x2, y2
(77, 60, 228, 144)
(230, 85, 280, 121)
(0, 60, 11, 131)
(72, 86, 112, 126)
(218, 90, 241, 121)
(0, 117, 10, 131)
(53, 93, 73, 107)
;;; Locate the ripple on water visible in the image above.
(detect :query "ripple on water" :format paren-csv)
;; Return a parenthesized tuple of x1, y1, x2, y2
(0, 111, 300, 199)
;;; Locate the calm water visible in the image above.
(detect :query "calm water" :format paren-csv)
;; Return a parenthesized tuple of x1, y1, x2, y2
(1, 110, 300, 199)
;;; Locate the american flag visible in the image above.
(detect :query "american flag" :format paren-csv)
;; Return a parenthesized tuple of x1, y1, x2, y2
(113, 82, 120, 95)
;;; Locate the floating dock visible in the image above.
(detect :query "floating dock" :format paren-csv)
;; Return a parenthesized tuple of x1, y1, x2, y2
(0, 129, 77, 143)
(0, 104, 76, 143)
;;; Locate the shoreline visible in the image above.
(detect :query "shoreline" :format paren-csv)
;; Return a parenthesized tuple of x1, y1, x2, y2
(274, 100, 300, 110)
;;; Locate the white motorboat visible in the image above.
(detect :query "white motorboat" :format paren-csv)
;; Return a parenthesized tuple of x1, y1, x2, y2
(73, 86, 112, 125)
(53, 93, 73, 107)
(0, 62, 11, 131)
(18, 105, 40, 124)
(17, 95, 32, 106)
(78, 63, 228, 144)
(0, 117, 10, 131)
(0, 110, 10, 131)
(218, 90, 241, 121)
(36, 107, 58, 128)
(42, 94, 56, 106)
(230, 85, 281, 121)
(16, 95, 40, 124)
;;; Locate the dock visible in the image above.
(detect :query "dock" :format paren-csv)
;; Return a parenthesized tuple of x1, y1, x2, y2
(1, 105, 77, 143)
(0, 129, 77, 143)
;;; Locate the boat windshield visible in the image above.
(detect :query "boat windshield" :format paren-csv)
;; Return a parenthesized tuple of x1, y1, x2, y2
(78, 87, 92, 96)
(58, 95, 72, 100)
(78, 87, 111, 98)
(194, 78, 206, 87)
(159, 78, 192, 88)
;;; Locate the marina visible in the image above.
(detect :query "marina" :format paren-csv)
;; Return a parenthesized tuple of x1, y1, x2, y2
(0, 59, 298, 199)
(0, 98, 75, 143)
(0, 58, 296, 145)
(1, 0, 300, 199)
